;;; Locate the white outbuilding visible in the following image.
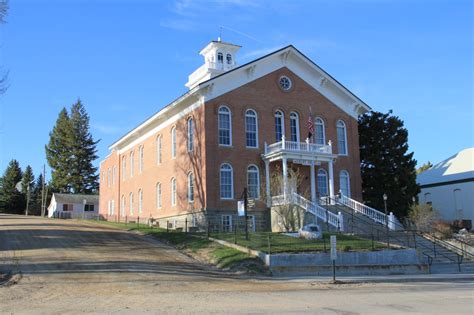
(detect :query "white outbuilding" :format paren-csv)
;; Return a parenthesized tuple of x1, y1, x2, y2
(48, 193, 99, 219)
(417, 148, 474, 229)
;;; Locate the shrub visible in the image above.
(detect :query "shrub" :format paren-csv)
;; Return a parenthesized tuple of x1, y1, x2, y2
(409, 204, 439, 232)
(433, 221, 453, 239)
(342, 245, 352, 252)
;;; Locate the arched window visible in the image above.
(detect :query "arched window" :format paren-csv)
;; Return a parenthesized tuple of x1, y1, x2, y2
(226, 53, 232, 65)
(156, 135, 162, 165)
(315, 117, 325, 145)
(171, 177, 177, 206)
(188, 172, 194, 202)
(187, 118, 194, 152)
(220, 163, 234, 199)
(112, 166, 116, 185)
(171, 126, 177, 159)
(337, 120, 348, 155)
(218, 106, 232, 146)
(339, 170, 350, 197)
(289, 112, 300, 142)
(130, 151, 134, 177)
(122, 156, 126, 181)
(424, 192, 432, 205)
(245, 109, 258, 148)
(107, 168, 111, 187)
(138, 189, 143, 214)
(247, 165, 260, 199)
(275, 110, 284, 141)
(217, 52, 223, 64)
(156, 182, 162, 209)
(129, 192, 134, 215)
(120, 195, 125, 217)
(317, 169, 328, 197)
(139, 145, 144, 173)
(111, 199, 115, 215)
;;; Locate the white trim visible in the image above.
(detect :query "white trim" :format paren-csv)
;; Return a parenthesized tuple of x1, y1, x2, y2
(156, 182, 162, 209)
(221, 214, 233, 232)
(317, 168, 328, 197)
(247, 164, 260, 200)
(129, 151, 134, 177)
(171, 126, 177, 159)
(274, 110, 285, 142)
(315, 117, 326, 145)
(187, 118, 194, 152)
(220, 163, 234, 200)
(138, 188, 143, 214)
(171, 177, 177, 206)
(218, 105, 232, 147)
(289, 111, 300, 143)
(120, 194, 125, 217)
(138, 145, 144, 174)
(156, 135, 162, 165)
(129, 192, 134, 215)
(339, 170, 351, 198)
(245, 109, 259, 149)
(121, 156, 126, 181)
(187, 172, 194, 203)
(336, 120, 348, 156)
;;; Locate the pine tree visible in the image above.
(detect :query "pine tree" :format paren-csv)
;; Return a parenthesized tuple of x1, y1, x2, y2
(0, 159, 24, 214)
(69, 99, 99, 193)
(31, 173, 44, 215)
(359, 111, 420, 218)
(45, 108, 73, 192)
(417, 161, 433, 174)
(21, 165, 35, 214)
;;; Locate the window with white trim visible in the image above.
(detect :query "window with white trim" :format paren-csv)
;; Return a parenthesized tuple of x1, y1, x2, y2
(111, 199, 115, 215)
(222, 215, 232, 232)
(121, 195, 125, 217)
(218, 106, 232, 146)
(315, 117, 325, 145)
(138, 189, 143, 214)
(156, 135, 162, 165)
(156, 182, 162, 209)
(289, 112, 300, 142)
(129, 192, 134, 215)
(220, 163, 234, 199)
(317, 169, 328, 197)
(112, 166, 116, 185)
(188, 172, 194, 202)
(217, 52, 223, 64)
(139, 146, 144, 173)
(248, 215, 256, 232)
(245, 109, 258, 148)
(424, 193, 432, 205)
(275, 110, 284, 141)
(247, 165, 260, 199)
(171, 127, 177, 159)
(171, 177, 177, 206)
(337, 120, 348, 155)
(339, 170, 350, 197)
(226, 54, 232, 65)
(107, 168, 111, 187)
(187, 118, 194, 152)
(130, 151, 134, 177)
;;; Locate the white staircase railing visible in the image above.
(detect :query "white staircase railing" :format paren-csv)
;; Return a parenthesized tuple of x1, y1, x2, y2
(338, 194, 398, 230)
(272, 193, 344, 231)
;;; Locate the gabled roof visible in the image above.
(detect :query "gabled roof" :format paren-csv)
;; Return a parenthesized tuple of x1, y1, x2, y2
(417, 148, 474, 186)
(108, 44, 372, 152)
(53, 193, 99, 204)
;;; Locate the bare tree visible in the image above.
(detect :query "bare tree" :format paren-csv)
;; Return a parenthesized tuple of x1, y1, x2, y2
(261, 165, 308, 232)
(408, 203, 439, 233)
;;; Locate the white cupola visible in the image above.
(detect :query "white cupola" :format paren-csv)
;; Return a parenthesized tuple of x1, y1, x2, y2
(185, 38, 241, 89)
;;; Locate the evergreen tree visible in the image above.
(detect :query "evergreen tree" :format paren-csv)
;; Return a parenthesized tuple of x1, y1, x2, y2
(45, 108, 73, 192)
(0, 159, 24, 214)
(21, 165, 35, 214)
(31, 173, 44, 215)
(69, 99, 99, 193)
(359, 111, 420, 218)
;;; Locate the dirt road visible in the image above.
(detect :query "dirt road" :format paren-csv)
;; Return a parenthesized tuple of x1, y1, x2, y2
(0, 214, 472, 314)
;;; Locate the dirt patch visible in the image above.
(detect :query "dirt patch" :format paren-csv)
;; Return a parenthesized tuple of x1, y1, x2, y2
(0, 272, 22, 287)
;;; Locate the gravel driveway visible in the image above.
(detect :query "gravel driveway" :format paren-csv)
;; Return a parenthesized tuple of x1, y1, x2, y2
(1, 214, 472, 314)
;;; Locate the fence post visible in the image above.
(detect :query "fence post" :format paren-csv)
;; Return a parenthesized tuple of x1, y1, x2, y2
(137, 217, 140, 230)
(185, 218, 188, 234)
(167, 220, 169, 233)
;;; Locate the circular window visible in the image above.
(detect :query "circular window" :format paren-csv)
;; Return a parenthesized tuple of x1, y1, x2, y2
(278, 76, 292, 91)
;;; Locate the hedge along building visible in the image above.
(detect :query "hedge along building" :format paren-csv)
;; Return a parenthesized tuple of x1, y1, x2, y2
(99, 39, 371, 231)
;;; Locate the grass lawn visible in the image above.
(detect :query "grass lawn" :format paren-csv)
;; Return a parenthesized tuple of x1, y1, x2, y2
(85, 220, 256, 269)
(209, 231, 389, 254)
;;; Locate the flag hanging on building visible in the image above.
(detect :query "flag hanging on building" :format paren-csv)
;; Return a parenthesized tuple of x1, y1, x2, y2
(307, 113, 314, 139)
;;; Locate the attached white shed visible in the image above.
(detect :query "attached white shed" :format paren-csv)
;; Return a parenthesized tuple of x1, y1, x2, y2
(48, 193, 99, 219)
(417, 148, 474, 229)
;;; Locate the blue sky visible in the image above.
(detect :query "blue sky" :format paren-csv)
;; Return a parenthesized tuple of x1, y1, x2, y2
(1, 0, 472, 179)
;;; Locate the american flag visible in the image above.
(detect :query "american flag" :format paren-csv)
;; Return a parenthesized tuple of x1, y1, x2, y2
(307, 113, 314, 139)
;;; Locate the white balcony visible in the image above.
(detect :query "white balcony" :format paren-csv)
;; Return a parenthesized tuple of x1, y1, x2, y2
(264, 138, 332, 156)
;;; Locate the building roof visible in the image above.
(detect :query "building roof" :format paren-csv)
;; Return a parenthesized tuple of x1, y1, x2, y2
(417, 148, 474, 187)
(107, 43, 372, 152)
(53, 193, 99, 204)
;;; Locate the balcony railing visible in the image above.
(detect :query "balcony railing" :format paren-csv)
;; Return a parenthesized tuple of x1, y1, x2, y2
(264, 136, 332, 155)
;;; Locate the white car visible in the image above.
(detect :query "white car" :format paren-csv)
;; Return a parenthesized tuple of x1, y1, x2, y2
(299, 223, 322, 240)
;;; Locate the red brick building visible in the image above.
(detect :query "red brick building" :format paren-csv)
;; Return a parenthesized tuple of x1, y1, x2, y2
(99, 40, 371, 231)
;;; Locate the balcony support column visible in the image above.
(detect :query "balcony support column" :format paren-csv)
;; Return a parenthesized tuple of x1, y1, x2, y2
(328, 159, 335, 205)
(310, 161, 316, 203)
(265, 160, 271, 207)
(282, 157, 288, 201)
